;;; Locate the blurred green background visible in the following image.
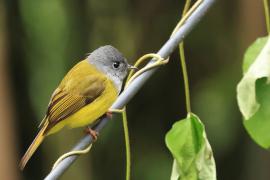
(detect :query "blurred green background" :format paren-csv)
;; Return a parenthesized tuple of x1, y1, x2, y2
(1, 0, 270, 179)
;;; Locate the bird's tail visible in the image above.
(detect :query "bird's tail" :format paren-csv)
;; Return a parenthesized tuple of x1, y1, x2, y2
(19, 122, 48, 170)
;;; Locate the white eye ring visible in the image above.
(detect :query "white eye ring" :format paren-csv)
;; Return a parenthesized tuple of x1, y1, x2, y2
(113, 61, 120, 69)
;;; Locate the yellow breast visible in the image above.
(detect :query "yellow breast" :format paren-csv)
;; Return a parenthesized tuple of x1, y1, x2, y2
(66, 80, 117, 126)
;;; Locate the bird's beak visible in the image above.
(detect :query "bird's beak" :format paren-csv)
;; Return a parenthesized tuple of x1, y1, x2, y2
(128, 64, 138, 70)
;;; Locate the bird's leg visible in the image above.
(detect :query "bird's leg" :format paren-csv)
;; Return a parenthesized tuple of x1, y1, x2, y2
(106, 108, 125, 118)
(84, 126, 99, 141)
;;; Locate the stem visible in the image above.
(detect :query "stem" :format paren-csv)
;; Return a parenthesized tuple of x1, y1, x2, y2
(182, 0, 192, 17)
(179, 0, 192, 113)
(263, 0, 270, 34)
(122, 109, 131, 180)
(179, 43, 191, 113)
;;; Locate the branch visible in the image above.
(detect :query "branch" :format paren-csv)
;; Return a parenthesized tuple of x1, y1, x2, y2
(44, 0, 216, 179)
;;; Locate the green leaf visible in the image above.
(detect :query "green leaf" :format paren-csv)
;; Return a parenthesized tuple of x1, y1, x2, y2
(237, 36, 270, 120)
(237, 36, 270, 148)
(242, 37, 268, 74)
(170, 160, 180, 180)
(243, 78, 270, 148)
(165, 113, 216, 180)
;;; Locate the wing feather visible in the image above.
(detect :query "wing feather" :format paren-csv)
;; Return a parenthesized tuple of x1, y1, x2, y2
(41, 65, 106, 133)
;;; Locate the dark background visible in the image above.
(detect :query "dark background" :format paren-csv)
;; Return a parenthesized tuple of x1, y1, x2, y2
(0, 0, 270, 179)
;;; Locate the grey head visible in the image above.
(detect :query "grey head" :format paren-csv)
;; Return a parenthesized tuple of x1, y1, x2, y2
(87, 45, 130, 92)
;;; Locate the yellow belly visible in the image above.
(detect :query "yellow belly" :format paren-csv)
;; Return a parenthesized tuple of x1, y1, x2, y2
(47, 80, 118, 135)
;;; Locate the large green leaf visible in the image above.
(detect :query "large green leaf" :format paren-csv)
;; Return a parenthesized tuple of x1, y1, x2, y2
(242, 37, 268, 74)
(237, 37, 270, 120)
(243, 78, 270, 148)
(165, 114, 216, 180)
(237, 36, 270, 148)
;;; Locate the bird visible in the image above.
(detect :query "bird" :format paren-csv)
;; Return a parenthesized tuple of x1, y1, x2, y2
(19, 45, 134, 170)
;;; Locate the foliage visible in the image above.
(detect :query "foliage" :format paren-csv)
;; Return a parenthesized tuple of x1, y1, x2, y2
(242, 37, 268, 74)
(165, 114, 216, 180)
(237, 36, 270, 148)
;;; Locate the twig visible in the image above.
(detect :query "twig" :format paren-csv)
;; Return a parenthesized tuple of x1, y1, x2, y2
(44, 0, 215, 179)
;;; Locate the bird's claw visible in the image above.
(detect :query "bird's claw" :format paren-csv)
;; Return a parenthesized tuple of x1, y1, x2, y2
(84, 127, 98, 141)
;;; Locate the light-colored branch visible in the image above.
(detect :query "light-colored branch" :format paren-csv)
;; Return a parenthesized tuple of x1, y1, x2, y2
(45, 0, 215, 179)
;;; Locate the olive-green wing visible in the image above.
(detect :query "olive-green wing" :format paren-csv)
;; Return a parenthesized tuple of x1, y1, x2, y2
(42, 75, 106, 132)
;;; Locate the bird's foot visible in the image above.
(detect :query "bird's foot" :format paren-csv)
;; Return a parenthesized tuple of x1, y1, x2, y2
(84, 127, 99, 141)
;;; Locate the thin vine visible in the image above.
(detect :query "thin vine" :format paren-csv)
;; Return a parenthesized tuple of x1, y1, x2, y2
(179, 0, 192, 114)
(120, 1, 198, 177)
(121, 53, 168, 180)
(122, 109, 131, 180)
(263, 0, 270, 34)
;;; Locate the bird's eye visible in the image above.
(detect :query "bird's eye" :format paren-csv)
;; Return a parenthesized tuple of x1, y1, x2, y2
(113, 61, 120, 69)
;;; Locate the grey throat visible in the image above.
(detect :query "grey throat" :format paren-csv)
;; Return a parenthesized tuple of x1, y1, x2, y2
(87, 45, 129, 93)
